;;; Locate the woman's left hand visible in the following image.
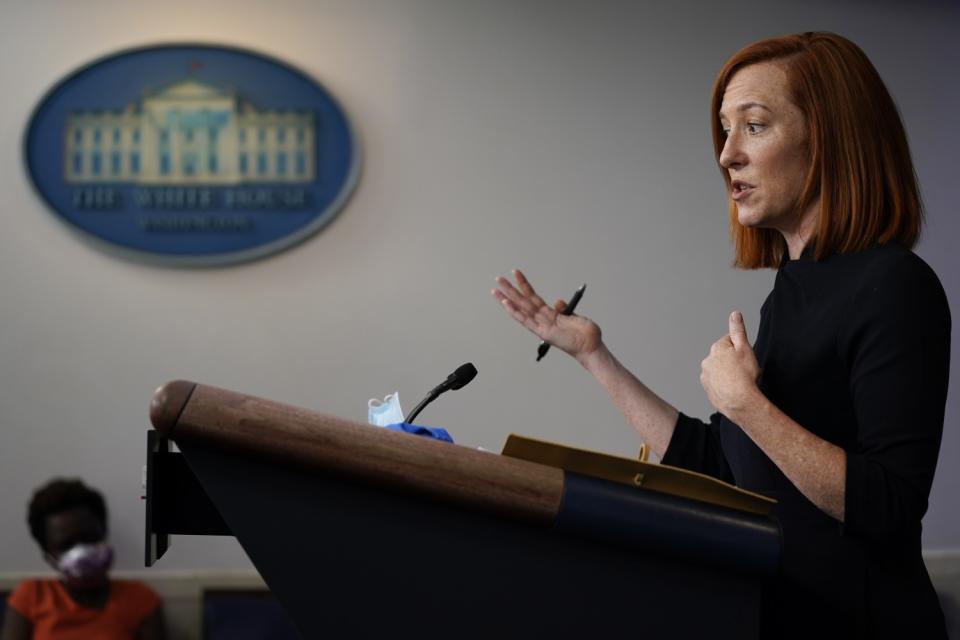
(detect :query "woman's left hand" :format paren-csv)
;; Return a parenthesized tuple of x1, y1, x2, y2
(700, 311, 762, 416)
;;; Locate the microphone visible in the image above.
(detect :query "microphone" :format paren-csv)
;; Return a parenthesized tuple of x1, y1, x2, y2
(404, 363, 477, 424)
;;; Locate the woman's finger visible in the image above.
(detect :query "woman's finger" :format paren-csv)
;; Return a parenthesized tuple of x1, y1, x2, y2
(495, 288, 547, 333)
(709, 335, 732, 354)
(495, 290, 551, 336)
(493, 288, 528, 317)
(507, 303, 536, 329)
(511, 269, 549, 309)
(494, 276, 532, 310)
(513, 269, 536, 296)
(554, 299, 566, 312)
(491, 288, 511, 307)
(495, 275, 542, 315)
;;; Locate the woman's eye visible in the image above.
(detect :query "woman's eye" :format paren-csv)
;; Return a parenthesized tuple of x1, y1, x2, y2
(746, 122, 765, 134)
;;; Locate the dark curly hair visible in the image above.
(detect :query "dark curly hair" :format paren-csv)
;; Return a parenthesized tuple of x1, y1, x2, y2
(28, 478, 108, 550)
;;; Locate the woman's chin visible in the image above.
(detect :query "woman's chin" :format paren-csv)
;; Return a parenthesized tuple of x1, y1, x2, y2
(736, 208, 762, 228)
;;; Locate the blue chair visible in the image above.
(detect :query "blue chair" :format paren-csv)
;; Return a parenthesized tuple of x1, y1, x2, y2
(203, 589, 300, 640)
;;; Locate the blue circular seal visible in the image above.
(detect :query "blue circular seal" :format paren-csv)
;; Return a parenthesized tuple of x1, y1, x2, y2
(25, 44, 360, 266)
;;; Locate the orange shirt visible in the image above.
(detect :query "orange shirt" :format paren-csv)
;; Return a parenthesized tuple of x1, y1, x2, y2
(7, 579, 160, 640)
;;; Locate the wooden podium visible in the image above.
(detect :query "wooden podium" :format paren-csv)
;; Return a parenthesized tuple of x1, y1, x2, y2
(145, 380, 780, 639)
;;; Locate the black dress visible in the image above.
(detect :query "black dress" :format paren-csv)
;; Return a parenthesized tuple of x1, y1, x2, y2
(661, 243, 950, 639)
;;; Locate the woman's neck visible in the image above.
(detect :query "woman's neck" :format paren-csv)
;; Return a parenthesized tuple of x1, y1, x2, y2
(781, 202, 819, 260)
(61, 579, 110, 609)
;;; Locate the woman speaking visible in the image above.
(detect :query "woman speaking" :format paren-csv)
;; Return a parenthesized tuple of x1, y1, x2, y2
(493, 32, 949, 638)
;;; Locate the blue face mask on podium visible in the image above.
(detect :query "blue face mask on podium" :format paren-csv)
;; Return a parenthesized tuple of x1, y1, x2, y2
(368, 392, 404, 427)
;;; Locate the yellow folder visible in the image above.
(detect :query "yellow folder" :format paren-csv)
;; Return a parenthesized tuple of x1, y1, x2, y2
(502, 434, 776, 516)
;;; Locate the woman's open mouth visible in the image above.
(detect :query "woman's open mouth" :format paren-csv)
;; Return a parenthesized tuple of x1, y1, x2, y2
(731, 180, 755, 201)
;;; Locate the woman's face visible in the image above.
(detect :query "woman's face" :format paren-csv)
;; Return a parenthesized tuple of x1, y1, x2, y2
(44, 506, 113, 590)
(718, 62, 811, 234)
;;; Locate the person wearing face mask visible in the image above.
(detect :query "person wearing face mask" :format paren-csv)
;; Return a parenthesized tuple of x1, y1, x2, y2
(493, 32, 949, 638)
(1, 479, 165, 640)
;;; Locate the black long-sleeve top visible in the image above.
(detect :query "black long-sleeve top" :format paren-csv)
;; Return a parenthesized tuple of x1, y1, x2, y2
(661, 243, 950, 639)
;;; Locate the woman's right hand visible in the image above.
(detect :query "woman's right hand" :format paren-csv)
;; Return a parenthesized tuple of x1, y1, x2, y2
(492, 269, 602, 364)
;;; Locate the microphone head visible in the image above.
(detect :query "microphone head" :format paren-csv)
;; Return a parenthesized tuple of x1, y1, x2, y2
(447, 362, 478, 390)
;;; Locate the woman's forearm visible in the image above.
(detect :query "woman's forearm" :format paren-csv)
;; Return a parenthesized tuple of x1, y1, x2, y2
(728, 389, 847, 521)
(578, 343, 679, 458)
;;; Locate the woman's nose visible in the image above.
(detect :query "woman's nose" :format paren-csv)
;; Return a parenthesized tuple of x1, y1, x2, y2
(719, 133, 746, 169)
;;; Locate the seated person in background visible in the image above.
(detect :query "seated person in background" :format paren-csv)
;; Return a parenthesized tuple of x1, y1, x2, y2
(1, 479, 165, 640)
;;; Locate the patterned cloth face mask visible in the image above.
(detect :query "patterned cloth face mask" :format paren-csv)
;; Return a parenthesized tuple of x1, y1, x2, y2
(57, 543, 114, 589)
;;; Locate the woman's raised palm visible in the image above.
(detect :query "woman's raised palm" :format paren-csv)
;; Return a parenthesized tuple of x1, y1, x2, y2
(492, 269, 601, 361)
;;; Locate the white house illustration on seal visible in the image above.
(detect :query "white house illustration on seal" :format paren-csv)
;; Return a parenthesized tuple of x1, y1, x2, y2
(64, 79, 315, 184)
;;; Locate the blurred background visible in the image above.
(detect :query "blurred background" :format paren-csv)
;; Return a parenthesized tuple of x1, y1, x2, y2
(0, 0, 956, 588)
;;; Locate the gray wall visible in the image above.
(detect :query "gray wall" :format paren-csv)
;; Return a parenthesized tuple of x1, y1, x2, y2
(0, 0, 957, 574)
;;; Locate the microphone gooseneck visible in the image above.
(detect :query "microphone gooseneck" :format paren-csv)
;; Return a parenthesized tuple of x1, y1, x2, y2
(404, 363, 477, 424)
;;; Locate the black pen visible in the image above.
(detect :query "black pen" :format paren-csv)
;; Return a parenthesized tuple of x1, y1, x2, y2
(537, 283, 586, 361)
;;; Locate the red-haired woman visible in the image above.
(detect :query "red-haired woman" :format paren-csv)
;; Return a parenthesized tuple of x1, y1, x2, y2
(493, 32, 949, 638)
